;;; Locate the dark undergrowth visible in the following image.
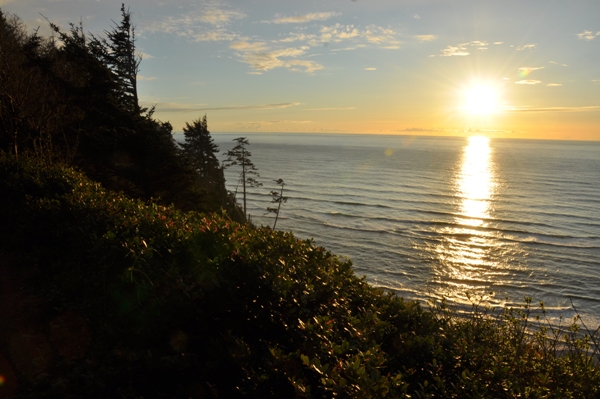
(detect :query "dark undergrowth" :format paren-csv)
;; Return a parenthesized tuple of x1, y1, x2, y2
(1, 153, 599, 398)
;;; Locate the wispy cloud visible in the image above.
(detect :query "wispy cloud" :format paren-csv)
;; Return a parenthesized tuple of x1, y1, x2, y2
(518, 66, 545, 73)
(157, 102, 302, 112)
(142, 4, 245, 41)
(364, 67, 377, 71)
(518, 66, 544, 78)
(304, 107, 356, 111)
(546, 83, 563, 87)
(276, 24, 400, 50)
(201, 8, 245, 26)
(515, 80, 542, 85)
(413, 14, 421, 19)
(440, 45, 469, 56)
(549, 60, 569, 67)
(268, 12, 340, 24)
(136, 51, 154, 60)
(414, 34, 437, 42)
(397, 127, 447, 133)
(230, 42, 323, 73)
(517, 44, 536, 50)
(439, 41, 488, 57)
(505, 106, 600, 113)
(577, 30, 600, 41)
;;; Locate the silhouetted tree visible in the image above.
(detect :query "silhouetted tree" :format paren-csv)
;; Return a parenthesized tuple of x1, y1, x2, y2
(180, 115, 220, 182)
(266, 178, 287, 229)
(88, 3, 141, 114)
(224, 137, 261, 219)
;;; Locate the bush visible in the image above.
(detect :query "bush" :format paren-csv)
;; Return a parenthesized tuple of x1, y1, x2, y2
(1, 153, 599, 398)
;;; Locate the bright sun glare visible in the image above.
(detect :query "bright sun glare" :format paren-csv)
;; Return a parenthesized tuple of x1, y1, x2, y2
(461, 84, 501, 115)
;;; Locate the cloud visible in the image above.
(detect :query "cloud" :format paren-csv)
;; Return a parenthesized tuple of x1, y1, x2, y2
(269, 12, 340, 24)
(276, 24, 400, 49)
(278, 33, 316, 43)
(518, 66, 545, 78)
(515, 80, 542, 85)
(142, 5, 245, 41)
(136, 51, 154, 60)
(157, 102, 302, 113)
(137, 75, 159, 81)
(494, 42, 504, 45)
(201, 8, 245, 26)
(230, 42, 323, 73)
(439, 41, 488, 57)
(517, 44, 536, 50)
(577, 30, 600, 41)
(546, 83, 562, 87)
(230, 41, 269, 52)
(397, 127, 447, 133)
(413, 14, 421, 19)
(467, 40, 488, 47)
(440, 45, 469, 56)
(549, 60, 569, 67)
(505, 106, 600, 113)
(304, 107, 356, 111)
(364, 67, 376, 71)
(414, 34, 437, 42)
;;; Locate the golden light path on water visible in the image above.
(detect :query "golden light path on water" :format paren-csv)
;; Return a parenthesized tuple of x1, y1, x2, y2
(431, 136, 505, 305)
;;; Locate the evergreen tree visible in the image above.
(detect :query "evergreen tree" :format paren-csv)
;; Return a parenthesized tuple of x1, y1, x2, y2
(180, 115, 220, 182)
(89, 3, 141, 114)
(224, 137, 261, 219)
(266, 178, 287, 229)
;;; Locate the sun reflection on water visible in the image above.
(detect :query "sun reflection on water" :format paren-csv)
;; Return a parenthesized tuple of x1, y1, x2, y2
(431, 136, 503, 305)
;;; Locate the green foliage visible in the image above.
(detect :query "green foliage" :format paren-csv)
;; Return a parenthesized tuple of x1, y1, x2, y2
(2, 154, 599, 398)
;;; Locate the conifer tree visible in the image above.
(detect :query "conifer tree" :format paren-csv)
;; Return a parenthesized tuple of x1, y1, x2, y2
(180, 115, 220, 182)
(224, 137, 261, 219)
(266, 178, 287, 229)
(89, 3, 141, 114)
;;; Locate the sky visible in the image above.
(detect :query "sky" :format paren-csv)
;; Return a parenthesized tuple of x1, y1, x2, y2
(2, 0, 600, 140)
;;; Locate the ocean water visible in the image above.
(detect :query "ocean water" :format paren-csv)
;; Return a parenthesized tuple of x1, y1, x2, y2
(212, 133, 600, 323)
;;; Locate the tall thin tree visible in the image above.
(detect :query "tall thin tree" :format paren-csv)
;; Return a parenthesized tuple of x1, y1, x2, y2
(224, 137, 261, 219)
(266, 178, 287, 229)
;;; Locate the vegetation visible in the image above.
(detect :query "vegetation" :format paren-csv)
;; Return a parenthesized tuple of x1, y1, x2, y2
(224, 137, 262, 219)
(266, 178, 288, 229)
(1, 154, 600, 398)
(0, 7, 240, 219)
(1, 5, 600, 399)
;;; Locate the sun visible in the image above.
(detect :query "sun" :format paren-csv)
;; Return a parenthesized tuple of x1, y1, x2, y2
(461, 83, 502, 115)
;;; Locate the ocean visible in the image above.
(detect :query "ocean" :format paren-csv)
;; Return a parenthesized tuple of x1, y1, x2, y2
(210, 133, 600, 324)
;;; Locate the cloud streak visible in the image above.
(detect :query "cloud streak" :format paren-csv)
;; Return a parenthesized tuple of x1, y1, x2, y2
(157, 102, 302, 112)
(517, 44, 536, 50)
(414, 34, 437, 42)
(304, 107, 356, 111)
(439, 41, 488, 56)
(268, 12, 340, 24)
(515, 80, 542, 85)
(505, 106, 600, 113)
